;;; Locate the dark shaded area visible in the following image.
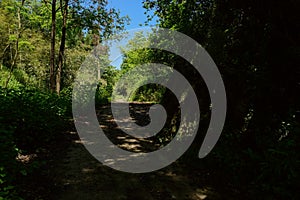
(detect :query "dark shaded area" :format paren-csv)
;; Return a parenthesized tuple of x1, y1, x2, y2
(143, 0, 300, 199)
(0, 0, 299, 199)
(40, 104, 240, 200)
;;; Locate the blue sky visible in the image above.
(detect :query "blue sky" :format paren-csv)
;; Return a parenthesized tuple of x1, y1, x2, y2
(107, 1, 158, 68)
(107, 0, 158, 30)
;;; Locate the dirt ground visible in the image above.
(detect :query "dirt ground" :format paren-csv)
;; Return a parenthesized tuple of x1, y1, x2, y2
(38, 103, 237, 200)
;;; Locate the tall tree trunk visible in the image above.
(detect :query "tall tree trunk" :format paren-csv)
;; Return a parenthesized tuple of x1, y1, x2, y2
(5, 3, 23, 88)
(50, 0, 57, 92)
(56, 0, 69, 95)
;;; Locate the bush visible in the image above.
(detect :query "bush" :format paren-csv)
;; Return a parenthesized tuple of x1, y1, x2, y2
(0, 125, 23, 200)
(0, 86, 71, 199)
(208, 116, 300, 199)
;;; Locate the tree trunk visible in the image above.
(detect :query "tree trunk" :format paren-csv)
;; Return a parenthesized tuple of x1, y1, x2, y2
(50, 0, 57, 92)
(5, 3, 22, 88)
(56, 0, 69, 95)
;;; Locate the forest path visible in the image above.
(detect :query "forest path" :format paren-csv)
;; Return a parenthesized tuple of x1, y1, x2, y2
(48, 103, 223, 200)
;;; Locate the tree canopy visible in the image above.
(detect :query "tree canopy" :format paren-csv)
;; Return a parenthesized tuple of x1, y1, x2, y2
(0, 0, 299, 199)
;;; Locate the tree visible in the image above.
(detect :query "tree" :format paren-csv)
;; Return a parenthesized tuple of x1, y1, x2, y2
(144, 0, 300, 198)
(50, 0, 57, 92)
(50, 0, 128, 94)
(56, 0, 68, 94)
(0, 0, 129, 92)
(0, 0, 25, 88)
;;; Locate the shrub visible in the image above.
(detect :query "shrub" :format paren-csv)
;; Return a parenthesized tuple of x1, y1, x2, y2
(0, 86, 71, 198)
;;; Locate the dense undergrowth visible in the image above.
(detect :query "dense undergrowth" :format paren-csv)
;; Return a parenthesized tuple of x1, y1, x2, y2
(1, 86, 299, 199)
(206, 119, 300, 199)
(0, 86, 72, 199)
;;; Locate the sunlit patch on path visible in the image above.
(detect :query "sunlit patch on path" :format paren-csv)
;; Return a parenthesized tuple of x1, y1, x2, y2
(48, 103, 231, 200)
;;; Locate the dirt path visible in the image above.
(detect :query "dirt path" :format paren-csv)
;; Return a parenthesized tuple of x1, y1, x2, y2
(47, 104, 225, 200)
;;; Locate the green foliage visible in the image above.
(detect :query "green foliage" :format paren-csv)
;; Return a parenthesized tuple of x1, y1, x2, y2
(118, 32, 170, 103)
(0, 67, 23, 89)
(0, 126, 22, 200)
(0, 0, 128, 91)
(96, 66, 120, 104)
(144, 0, 300, 198)
(131, 84, 165, 103)
(0, 0, 130, 198)
(210, 115, 300, 199)
(0, 0, 298, 198)
(0, 86, 71, 199)
(2, 88, 70, 149)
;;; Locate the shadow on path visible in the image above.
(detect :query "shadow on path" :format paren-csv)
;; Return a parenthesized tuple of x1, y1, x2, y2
(48, 103, 225, 200)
